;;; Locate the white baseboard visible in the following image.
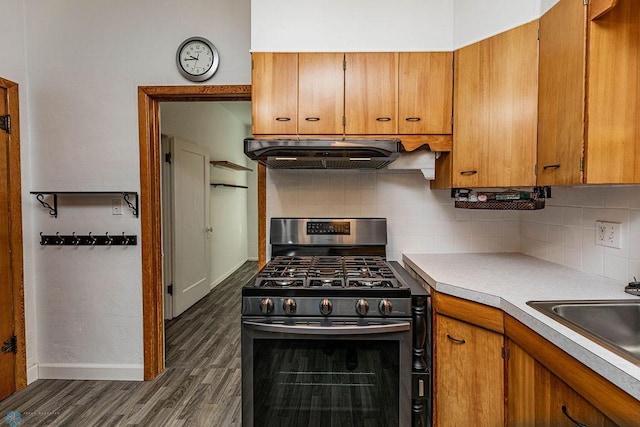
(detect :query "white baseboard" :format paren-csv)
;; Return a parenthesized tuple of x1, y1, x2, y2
(210, 258, 250, 289)
(27, 364, 39, 384)
(38, 363, 144, 381)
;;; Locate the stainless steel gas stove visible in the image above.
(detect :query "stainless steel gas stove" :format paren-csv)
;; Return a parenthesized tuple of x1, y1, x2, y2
(242, 218, 430, 427)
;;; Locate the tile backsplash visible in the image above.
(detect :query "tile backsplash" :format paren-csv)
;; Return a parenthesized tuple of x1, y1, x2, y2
(520, 186, 640, 283)
(266, 169, 520, 261)
(267, 170, 640, 283)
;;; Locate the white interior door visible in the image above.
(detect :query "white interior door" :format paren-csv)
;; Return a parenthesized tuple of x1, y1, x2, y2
(170, 136, 211, 317)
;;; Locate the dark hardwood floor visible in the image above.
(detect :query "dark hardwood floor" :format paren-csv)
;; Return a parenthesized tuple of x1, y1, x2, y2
(0, 261, 258, 426)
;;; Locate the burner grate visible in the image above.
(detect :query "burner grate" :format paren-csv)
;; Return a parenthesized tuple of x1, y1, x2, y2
(253, 256, 399, 289)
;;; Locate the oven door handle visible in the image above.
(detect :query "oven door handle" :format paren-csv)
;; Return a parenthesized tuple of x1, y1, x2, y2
(243, 320, 411, 335)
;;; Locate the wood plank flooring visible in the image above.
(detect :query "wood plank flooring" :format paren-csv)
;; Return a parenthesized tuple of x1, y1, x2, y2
(0, 261, 257, 426)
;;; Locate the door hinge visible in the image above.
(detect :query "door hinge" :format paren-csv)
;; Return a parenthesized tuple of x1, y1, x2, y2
(168, 284, 173, 295)
(2, 336, 17, 354)
(583, 0, 589, 6)
(501, 346, 510, 360)
(537, 26, 540, 41)
(0, 114, 11, 134)
(580, 157, 584, 171)
(534, 163, 538, 175)
(165, 152, 171, 164)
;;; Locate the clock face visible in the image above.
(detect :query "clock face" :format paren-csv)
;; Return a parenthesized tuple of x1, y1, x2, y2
(176, 37, 220, 82)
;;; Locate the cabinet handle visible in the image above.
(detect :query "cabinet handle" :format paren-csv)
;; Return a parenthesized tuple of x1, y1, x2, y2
(304, 117, 320, 122)
(446, 334, 466, 345)
(459, 170, 478, 176)
(376, 117, 392, 122)
(543, 164, 561, 170)
(405, 117, 421, 122)
(275, 117, 291, 122)
(561, 405, 588, 427)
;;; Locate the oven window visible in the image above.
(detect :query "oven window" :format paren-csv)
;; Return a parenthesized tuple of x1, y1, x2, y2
(253, 338, 399, 427)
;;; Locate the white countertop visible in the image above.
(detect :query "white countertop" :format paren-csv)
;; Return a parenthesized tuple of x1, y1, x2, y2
(402, 252, 640, 401)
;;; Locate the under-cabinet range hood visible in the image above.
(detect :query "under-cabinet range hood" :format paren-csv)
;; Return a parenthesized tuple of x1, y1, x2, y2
(244, 138, 402, 169)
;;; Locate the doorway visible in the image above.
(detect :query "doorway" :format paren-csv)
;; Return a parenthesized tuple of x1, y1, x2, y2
(0, 76, 26, 399)
(138, 85, 264, 380)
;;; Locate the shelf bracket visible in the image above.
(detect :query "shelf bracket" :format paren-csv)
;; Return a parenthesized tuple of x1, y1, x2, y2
(35, 193, 58, 218)
(123, 192, 139, 217)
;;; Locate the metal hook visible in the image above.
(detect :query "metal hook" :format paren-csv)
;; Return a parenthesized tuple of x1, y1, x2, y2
(106, 232, 113, 245)
(56, 232, 64, 245)
(72, 232, 80, 246)
(89, 232, 97, 245)
(40, 232, 48, 245)
(122, 232, 130, 246)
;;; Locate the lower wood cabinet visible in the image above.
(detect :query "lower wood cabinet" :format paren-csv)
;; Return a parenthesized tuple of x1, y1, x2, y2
(507, 340, 616, 427)
(434, 314, 504, 426)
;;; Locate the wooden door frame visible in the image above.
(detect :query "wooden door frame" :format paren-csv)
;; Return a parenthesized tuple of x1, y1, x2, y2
(138, 85, 265, 380)
(0, 77, 26, 391)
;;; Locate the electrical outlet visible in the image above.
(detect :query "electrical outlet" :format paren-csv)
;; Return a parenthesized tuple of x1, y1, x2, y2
(112, 198, 122, 215)
(595, 220, 621, 249)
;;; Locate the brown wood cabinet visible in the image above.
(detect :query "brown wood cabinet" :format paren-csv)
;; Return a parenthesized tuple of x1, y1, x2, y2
(432, 293, 505, 427)
(345, 52, 398, 134)
(398, 52, 453, 135)
(434, 20, 539, 189)
(537, 0, 640, 185)
(507, 340, 616, 427)
(251, 53, 298, 135)
(298, 53, 345, 135)
(251, 51, 454, 147)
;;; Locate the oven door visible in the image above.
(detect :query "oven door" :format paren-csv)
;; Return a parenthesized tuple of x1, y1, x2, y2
(242, 317, 412, 427)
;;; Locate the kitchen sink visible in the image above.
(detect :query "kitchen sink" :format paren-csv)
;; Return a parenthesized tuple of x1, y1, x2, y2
(526, 300, 640, 365)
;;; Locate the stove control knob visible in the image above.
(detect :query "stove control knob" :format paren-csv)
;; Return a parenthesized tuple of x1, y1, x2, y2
(355, 299, 369, 316)
(259, 298, 274, 315)
(319, 299, 333, 316)
(378, 299, 393, 316)
(283, 298, 297, 315)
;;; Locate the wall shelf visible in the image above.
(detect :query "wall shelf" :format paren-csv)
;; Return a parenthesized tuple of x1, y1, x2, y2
(210, 183, 249, 189)
(30, 191, 139, 218)
(210, 160, 253, 172)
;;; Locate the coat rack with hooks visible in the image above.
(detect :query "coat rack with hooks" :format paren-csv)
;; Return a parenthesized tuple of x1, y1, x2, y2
(39, 232, 137, 246)
(30, 191, 139, 218)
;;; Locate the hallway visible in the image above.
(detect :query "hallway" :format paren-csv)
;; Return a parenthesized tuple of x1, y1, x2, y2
(0, 261, 258, 426)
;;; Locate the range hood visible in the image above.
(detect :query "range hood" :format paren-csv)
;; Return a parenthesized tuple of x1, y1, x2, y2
(244, 138, 402, 169)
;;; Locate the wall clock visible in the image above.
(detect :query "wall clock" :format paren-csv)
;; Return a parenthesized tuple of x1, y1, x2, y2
(176, 37, 220, 82)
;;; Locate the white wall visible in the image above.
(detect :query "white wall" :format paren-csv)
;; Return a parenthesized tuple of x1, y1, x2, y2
(453, 0, 541, 48)
(22, 0, 250, 380)
(160, 102, 253, 288)
(251, 0, 454, 52)
(521, 186, 640, 284)
(0, 0, 39, 383)
(267, 170, 520, 261)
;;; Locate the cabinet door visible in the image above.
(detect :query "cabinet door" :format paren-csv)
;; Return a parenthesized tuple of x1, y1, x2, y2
(251, 53, 298, 135)
(585, 0, 640, 184)
(507, 340, 616, 427)
(399, 52, 453, 135)
(452, 21, 538, 188)
(537, 0, 587, 186)
(345, 52, 398, 135)
(298, 53, 345, 135)
(434, 315, 504, 426)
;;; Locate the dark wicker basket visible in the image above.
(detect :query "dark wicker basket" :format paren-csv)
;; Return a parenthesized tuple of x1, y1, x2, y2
(454, 199, 545, 210)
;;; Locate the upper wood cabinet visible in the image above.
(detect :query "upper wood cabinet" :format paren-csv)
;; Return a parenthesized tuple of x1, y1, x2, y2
(450, 20, 539, 188)
(538, 0, 640, 185)
(344, 52, 398, 134)
(399, 52, 453, 134)
(251, 53, 298, 135)
(298, 53, 345, 135)
(251, 51, 454, 141)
